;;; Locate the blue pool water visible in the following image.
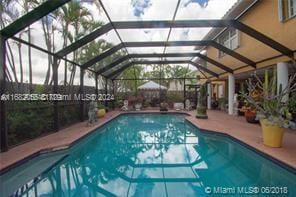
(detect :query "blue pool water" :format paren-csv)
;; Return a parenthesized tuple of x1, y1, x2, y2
(1, 114, 296, 196)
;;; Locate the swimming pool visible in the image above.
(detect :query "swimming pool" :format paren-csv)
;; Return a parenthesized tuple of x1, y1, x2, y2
(1, 114, 296, 196)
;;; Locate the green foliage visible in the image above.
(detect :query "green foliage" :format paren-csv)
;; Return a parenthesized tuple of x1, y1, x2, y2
(197, 106, 207, 114)
(120, 65, 144, 92)
(7, 102, 53, 146)
(97, 102, 105, 109)
(197, 82, 208, 107)
(240, 69, 296, 127)
(34, 84, 47, 94)
(60, 105, 80, 126)
(218, 97, 228, 110)
(288, 94, 296, 113)
(166, 92, 184, 103)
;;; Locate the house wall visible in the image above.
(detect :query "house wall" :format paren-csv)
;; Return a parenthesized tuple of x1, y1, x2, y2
(205, 0, 296, 79)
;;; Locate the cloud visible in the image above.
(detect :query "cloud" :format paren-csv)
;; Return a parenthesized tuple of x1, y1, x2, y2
(131, 0, 152, 17)
(6, 0, 237, 85)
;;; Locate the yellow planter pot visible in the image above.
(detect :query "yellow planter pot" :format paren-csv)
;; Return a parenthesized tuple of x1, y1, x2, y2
(97, 109, 106, 118)
(260, 119, 284, 148)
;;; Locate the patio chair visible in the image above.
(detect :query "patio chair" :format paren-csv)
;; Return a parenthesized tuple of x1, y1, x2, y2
(174, 102, 184, 111)
(121, 100, 129, 111)
(135, 103, 142, 111)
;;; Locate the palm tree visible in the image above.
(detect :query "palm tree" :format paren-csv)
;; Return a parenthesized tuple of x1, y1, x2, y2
(0, 0, 17, 29)
(121, 65, 144, 93)
(63, 1, 93, 88)
(1, 0, 20, 91)
(22, 0, 39, 93)
(168, 65, 195, 90)
(58, 5, 78, 87)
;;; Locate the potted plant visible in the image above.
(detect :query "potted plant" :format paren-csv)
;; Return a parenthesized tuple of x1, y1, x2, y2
(218, 97, 227, 112)
(211, 99, 219, 109)
(196, 82, 208, 119)
(97, 103, 106, 118)
(241, 69, 296, 147)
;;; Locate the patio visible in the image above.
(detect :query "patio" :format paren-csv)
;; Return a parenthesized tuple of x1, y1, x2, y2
(1, 0, 296, 195)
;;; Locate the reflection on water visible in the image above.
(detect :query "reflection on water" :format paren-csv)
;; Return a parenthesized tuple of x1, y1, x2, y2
(3, 114, 296, 196)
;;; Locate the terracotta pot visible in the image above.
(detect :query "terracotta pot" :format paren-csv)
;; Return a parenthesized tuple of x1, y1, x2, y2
(244, 111, 259, 124)
(260, 119, 284, 148)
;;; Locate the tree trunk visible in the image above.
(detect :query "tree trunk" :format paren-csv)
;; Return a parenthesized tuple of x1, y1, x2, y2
(17, 40, 23, 91)
(64, 24, 68, 87)
(42, 16, 52, 85)
(6, 42, 18, 84)
(28, 26, 33, 93)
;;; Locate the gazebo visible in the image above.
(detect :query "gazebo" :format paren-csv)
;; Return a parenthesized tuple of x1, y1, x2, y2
(138, 81, 167, 101)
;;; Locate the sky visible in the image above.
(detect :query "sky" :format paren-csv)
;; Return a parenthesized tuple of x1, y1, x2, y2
(4, 0, 238, 87)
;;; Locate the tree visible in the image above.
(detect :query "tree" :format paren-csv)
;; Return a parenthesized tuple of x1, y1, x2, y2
(120, 65, 144, 93)
(65, 1, 93, 88)
(168, 65, 194, 90)
(57, 2, 96, 87)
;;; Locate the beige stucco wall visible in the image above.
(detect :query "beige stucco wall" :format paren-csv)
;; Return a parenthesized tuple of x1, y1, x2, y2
(206, 0, 296, 79)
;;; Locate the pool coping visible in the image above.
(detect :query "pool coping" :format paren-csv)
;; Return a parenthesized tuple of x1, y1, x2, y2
(1, 111, 295, 176)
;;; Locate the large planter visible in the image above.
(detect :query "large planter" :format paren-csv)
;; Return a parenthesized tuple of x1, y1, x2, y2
(244, 111, 259, 124)
(260, 119, 284, 148)
(196, 106, 208, 119)
(97, 109, 106, 118)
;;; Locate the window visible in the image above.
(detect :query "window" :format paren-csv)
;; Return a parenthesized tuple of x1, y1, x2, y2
(278, 0, 296, 21)
(217, 28, 239, 58)
(289, 0, 296, 17)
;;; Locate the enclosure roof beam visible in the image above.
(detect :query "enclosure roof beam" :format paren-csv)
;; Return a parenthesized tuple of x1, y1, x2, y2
(117, 20, 293, 57)
(96, 56, 131, 74)
(55, 20, 233, 57)
(194, 53, 233, 73)
(189, 61, 219, 78)
(9, 36, 97, 74)
(124, 41, 209, 47)
(209, 41, 256, 67)
(232, 21, 293, 58)
(105, 60, 219, 79)
(95, 52, 203, 74)
(81, 43, 124, 69)
(56, 23, 113, 57)
(82, 40, 255, 69)
(112, 20, 235, 29)
(97, 52, 232, 75)
(131, 52, 202, 58)
(133, 60, 191, 64)
(0, 0, 70, 38)
(55, 20, 292, 59)
(106, 62, 134, 79)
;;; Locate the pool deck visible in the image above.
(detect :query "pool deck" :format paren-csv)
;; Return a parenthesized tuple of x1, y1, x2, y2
(1, 109, 296, 173)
